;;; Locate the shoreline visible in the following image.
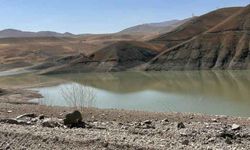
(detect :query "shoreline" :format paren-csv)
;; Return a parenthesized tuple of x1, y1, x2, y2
(0, 87, 250, 124)
(1, 88, 250, 149)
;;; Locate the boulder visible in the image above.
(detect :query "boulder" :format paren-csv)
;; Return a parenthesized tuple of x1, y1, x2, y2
(63, 110, 85, 128)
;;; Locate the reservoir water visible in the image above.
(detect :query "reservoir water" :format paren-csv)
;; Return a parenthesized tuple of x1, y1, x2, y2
(1, 70, 250, 117)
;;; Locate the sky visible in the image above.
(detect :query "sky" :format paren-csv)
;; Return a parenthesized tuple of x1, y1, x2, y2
(0, 0, 249, 34)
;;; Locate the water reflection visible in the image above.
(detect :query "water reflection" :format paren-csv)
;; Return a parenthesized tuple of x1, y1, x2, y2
(1, 70, 250, 117)
(51, 70, 250, 102)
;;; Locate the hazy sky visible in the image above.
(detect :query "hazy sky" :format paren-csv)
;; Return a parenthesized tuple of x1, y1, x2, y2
(0, 0, 249, 34)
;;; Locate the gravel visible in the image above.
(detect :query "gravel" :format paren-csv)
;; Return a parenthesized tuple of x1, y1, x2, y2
(0, 118, 250, 150)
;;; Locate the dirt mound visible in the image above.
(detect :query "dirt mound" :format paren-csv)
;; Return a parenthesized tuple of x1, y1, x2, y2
(146, 5, 250, 71)
(149, 7, 243, 49)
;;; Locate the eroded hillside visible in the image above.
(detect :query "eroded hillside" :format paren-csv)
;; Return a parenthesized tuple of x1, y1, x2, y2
(38, 41, 159, 74)
(146, 5, 250, 71)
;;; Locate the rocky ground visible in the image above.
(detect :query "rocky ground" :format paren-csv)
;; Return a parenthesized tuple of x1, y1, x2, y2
(0, 88, 250, 150)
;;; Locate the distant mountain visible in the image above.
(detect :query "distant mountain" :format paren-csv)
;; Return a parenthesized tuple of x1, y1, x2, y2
(0, 29, 75, 38)
(118, 19, 191, 35)
(0, 19, 189, 39)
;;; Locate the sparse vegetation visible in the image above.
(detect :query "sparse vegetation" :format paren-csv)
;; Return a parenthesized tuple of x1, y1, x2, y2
(60, 82, 95, 111)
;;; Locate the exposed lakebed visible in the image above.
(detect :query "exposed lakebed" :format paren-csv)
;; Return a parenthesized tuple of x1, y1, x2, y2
(1, 70, 250, 117)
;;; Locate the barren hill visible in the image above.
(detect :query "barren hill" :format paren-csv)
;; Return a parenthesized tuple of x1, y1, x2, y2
(146, 5, 250, 71)
(1, 6, 249, 73)
(0, 33, 148, 71)
(38, 41, 159, 74)
(149, 7, 243, 49)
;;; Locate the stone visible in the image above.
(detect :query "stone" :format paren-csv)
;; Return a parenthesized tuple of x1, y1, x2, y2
(31, 118, 39, 122)
(63, 110, 85, 128)
(177, 122, 185, 129)
(225, 138, 232, 145)
(180, 130, 188, 136)
(218, 130, 235, 139)
(207, 137, 216, 143)
(182, 139, 189, 145)
(231, 124, 241, 130)
(16, 113, 37, 120)
(100, 113, 106, 116)
(236, 138, 242, 144)
(7, 110, 12, 113)
(142, 124, 155, 129)
(38, 115, 45, 120)
(162, 118, 169, 122)
(5, 143, 10, 150)
(211, 118, 218, 122)
(143, 120, 152, 125)
(102, 142, 109, 147)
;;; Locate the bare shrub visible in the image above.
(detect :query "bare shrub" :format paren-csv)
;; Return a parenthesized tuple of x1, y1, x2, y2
(60, 83, 95, 111)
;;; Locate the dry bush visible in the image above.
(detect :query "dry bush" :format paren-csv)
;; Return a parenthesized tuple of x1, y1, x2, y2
(60, 83, 95, 111)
